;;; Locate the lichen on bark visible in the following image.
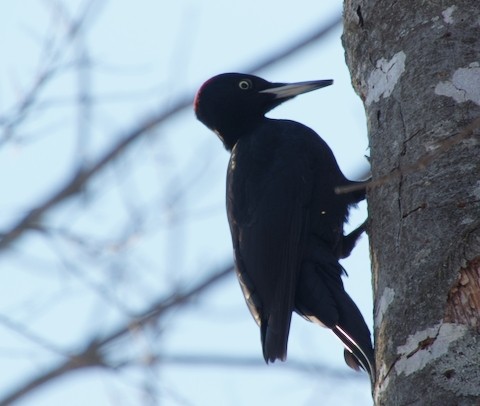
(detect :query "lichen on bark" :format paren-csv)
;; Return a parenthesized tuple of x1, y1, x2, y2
(342, 0, 480, 404)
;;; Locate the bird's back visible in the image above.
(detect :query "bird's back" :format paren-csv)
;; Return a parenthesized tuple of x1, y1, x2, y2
(227, 118, 352, 362)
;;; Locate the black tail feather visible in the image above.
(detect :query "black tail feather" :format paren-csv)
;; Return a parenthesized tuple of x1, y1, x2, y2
(333, 325, 375, 380)
(260, 316, 289, 363)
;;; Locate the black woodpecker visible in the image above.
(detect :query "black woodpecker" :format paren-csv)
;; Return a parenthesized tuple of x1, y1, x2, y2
(194, 73, 374, 378)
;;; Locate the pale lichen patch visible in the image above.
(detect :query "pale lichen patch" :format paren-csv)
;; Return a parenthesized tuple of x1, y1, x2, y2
(375, 362, 391, 403)
(365, 51, 407, 106)
(442, 5, 457, 24)
(435, 62, 480, 105)
(395, 323, 467, 376)
(375, 287, 395, 326)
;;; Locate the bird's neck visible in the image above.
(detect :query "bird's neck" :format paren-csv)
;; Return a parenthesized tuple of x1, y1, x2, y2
(215, 116, 266, 151)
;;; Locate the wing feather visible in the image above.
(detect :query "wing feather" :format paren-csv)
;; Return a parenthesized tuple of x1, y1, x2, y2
(227, 123, 312, 362)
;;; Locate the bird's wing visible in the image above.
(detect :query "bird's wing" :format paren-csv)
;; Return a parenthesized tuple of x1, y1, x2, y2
(227, 136, 312, 363)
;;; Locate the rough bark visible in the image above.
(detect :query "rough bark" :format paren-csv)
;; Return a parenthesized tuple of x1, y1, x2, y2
(342, 1, 480, 405)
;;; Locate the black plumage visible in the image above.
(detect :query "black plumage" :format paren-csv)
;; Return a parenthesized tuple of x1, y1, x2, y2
(194, 73, 374, 378)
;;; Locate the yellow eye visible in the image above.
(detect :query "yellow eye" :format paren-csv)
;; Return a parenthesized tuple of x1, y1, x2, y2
(238, 79, 252, 90)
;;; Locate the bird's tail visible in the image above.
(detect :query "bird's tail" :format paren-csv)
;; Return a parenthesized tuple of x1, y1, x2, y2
(331, 283, 375, 386)
(332, 324, 375, 380)
(295, 247, 375, 383)
(260, 315, 291, 363)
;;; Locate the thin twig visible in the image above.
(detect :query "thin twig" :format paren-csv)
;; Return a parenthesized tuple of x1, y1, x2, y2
(335, 116, 480, 195)
(0, 314, 67, 358)
(0, 265, 233, 406)
(0, 0, 101, 144)
(0, 16, 342, 252)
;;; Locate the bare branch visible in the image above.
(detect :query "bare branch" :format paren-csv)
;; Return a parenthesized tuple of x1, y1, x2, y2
(0, 15, 341, 252)
(0, 13, 345, 405)
(243, 14, 341, 74)
(0, 265, 233, 406)
(0, 0, 102, 144)
(0, 314, 67, 358)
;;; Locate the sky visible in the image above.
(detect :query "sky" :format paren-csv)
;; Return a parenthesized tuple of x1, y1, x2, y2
(0, 1, 373, 405)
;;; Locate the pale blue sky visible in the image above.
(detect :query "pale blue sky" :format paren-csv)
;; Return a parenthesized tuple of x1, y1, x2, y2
(0, 1, 373, 405)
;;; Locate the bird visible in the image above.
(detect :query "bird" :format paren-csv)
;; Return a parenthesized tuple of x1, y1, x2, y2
(194, 73, 374, 378)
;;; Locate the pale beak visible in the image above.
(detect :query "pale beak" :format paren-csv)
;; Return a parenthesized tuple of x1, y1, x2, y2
(260, 79, 333, 99)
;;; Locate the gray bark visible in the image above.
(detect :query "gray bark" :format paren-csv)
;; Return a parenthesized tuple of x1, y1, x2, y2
(342, 1, 480, 405)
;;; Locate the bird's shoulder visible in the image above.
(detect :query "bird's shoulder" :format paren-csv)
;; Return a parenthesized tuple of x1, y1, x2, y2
(230, 119, 322, 168)
(254, 118, 322, 149)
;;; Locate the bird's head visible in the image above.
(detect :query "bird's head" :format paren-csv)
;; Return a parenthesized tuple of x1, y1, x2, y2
(194, 73, 333, 150)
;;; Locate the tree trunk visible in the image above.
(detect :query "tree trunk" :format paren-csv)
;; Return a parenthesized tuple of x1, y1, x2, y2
(342, 1, 480, 404)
